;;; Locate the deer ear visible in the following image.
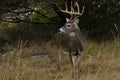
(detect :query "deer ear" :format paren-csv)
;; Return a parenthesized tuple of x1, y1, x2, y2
(74, 19, 79, 24)
(66, 18, 69, 22)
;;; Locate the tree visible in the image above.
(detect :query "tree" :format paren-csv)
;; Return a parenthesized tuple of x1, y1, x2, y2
(0, 0, 119, 41)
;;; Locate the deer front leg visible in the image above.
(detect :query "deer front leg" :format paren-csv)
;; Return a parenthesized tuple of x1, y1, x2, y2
(72, 56, 76, 80)
(76, 52, 82, 79)
(69, 50, 76, 80)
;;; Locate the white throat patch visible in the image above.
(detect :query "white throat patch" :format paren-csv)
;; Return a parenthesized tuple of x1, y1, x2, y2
(69, 32, 76, 37)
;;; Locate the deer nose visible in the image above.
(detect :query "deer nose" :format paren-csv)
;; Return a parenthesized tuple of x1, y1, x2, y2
(59, 28, 64, 32)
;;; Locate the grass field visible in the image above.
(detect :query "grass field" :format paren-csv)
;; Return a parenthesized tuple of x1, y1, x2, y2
(0, 40, 120, 80)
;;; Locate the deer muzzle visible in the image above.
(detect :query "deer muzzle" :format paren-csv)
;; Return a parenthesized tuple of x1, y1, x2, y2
(59, 28, 65, 33)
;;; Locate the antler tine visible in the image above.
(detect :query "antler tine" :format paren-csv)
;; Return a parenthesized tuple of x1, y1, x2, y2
(80, 6, 85, 15)
(71, 1, 74, 12)
(65, 1, 68, 11)
(75, 2, 80, 14)
(69, 1, 74, 21)
(76, 2, 84, 16)
(61, 1, 68, 12)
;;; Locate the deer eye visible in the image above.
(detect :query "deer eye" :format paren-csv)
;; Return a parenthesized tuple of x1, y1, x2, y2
(67, 25, 71, 27)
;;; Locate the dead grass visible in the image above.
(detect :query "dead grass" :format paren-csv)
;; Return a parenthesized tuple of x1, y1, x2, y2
(0, 40, 120, 80)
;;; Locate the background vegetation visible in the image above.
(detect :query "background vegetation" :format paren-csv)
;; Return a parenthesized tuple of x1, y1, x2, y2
(0, 0, 119, 42)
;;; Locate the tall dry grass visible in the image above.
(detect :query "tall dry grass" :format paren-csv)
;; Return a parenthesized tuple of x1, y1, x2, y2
(0, 40, 120, 80)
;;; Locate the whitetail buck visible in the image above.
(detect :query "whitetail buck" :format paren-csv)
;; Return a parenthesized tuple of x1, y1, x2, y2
(54, 1, 84, 80)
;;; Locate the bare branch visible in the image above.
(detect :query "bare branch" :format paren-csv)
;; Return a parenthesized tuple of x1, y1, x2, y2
(0, 19, 60, 25)
(0, 4, 60, 24)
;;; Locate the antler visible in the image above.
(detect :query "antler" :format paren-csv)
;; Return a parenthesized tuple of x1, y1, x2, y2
(61, 1, 84, 16)
(75, 2, 84, 16)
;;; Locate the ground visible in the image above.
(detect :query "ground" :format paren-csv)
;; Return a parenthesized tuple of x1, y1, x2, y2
(0, 40, 120, 80)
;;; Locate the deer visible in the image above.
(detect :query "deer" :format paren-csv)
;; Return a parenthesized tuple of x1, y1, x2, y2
(54, 1, 84, 80)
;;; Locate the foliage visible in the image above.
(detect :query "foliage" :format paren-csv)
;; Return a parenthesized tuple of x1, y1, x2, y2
(82, 0, 120, 40)
(0, 0, 119, 41)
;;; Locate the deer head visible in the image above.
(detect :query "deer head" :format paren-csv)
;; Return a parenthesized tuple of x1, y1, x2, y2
(59, 1, 84, 35)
